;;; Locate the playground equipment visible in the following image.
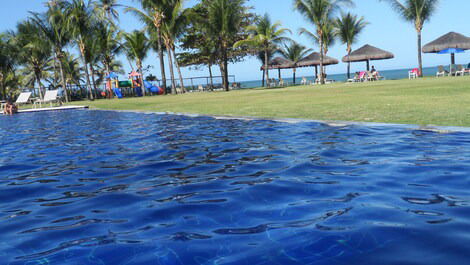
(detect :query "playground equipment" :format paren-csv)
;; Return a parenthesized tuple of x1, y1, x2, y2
(105, 72, 121, 99)
(144, 81, 164, 95)
(129, 71, 143, 97)
(103, 71, 164, 98)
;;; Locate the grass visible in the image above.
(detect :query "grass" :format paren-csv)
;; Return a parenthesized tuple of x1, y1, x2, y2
(71, 76, 470, 127)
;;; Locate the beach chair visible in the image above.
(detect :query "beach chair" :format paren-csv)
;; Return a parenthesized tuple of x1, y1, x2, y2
(455, 65, 465, 76)
(465, 63, 470, 74)
(34, 90, 61, 108)
(198, 84, 204, 92)
(300, 77, 308, 85)
(358, 71, 367, 82)
(15, 92, 32, 106)
(436, 65, 447, 77)
(375, 71, 385, 80)
(366, 71, 376, 81)
(409, 68, 419, 79)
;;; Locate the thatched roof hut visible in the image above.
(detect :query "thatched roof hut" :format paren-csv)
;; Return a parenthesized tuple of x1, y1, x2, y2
(260, 57, 295, 70)
(422, 32, 470, 53)
(297, 52, 339, 67)
(342, 44, 394, 70)
(342, 44, 394, 62)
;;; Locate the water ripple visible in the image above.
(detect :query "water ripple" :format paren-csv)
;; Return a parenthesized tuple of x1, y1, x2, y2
(1, 110, 470, 265)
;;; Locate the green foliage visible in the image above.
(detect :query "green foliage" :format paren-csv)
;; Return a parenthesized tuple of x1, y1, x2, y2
(279, 42, 312, 63)
(380, 0, 439, 30)
(334, 12, 368, 52)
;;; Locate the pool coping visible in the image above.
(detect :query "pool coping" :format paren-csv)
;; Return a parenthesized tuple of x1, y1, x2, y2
(90, 108, 470, 133)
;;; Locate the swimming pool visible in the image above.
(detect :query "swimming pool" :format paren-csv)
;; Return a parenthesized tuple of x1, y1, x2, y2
(1, 110, 469, 264)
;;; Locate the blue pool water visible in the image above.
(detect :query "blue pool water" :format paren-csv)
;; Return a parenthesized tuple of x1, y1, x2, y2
(1, 110, 470, 265)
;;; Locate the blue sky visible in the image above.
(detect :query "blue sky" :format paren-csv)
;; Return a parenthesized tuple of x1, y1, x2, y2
(1, 0, 470, 82)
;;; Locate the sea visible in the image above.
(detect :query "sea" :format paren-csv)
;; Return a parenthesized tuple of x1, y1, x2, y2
(238, 66, 451, 88)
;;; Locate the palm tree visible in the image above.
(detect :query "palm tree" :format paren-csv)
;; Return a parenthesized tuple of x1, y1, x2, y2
(206, 0, 246, 91)
(161, 1, 189, 93)
(30, 0, 71, 102)
(294, 0, 353, 84)
(15, 20, 53, 100)
(301, 21, 336, 78)
(65, 0, 96, 100)
(279, 42, 312, 84)
(334, 12, 368, 79)
(0, 33, 18, 100)
(256, 49, 274, 87)
(126, 0, 176, 92)
(380, 0, 439, 77)
(94, 22, 122, 77)
(234, 14, 291, 87)
(62, 52, 83, 85)
(94, 0, 121, 22)
(123, 30, 151, 96)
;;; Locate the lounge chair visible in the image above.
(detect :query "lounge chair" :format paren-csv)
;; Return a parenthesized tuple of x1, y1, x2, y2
(409, 68, 419, 79)
(436, 65, 447, 77)
(300, 77, 309, 85)
(15, 92, 32, 106)
(374, 71, 385, 80)
(198, 84, 204, 92)
(455, 65, 466, 76)
(34, 90, 61, 108)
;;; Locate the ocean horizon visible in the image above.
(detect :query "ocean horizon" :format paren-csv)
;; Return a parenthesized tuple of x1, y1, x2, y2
(237, 65, 463, 88)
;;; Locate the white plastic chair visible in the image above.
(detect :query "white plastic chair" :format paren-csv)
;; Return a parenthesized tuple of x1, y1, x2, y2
(15, 92, 32, 105)
(35, 90, 61, 108)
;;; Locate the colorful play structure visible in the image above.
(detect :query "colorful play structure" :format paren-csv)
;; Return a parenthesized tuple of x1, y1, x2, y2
(105, 71, 164, 99)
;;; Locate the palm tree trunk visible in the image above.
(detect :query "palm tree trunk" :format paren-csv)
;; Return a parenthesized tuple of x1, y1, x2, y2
(138, 60, 145, 96)
(89, 64, 98, 99)
(172, 48, 186, 93)
(319, 36, 325, 85)
(0, 74, 5, 100)
(264, 47, 270, 87)
(208, 63, 214, 90)
(223, 46, 229, 91)
(35, 71, 44, 100)
(347, 47, 351, 79)
(166, 45, 177, 94)
(417, 29, 423, 77)
(262, 69, 265, 87)
(157, 30, 167, 93)
(57, 53, 69, 103)
(79, 42, 93, 100)
(293, 68, 296, 84)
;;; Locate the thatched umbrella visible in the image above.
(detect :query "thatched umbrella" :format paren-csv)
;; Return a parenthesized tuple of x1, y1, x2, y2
(342, 44, 394, 71)
(422, 32, 470, 66)
(297, 52, 339, 78)
(261, 57, 295, 79)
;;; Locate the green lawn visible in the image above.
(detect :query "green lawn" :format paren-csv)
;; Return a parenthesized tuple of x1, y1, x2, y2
(72, 76, 470, 127)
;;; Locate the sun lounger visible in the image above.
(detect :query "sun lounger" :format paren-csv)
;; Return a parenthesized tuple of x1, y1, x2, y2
(455, 65, 466, 76)
(15, 92, 32, 106)
(34, 90, 61, 108)
(409, 68, 419, 79)
(436, 65, 447, 77)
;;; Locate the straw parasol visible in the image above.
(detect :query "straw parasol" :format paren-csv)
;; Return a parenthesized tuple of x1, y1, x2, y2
(296, 52, 339, 78)
(260, 57, 295, 80)
(342, 44, 394, 71)
(297, 52, 339, 67)
(422, 32, 470, 66)
(260, 57, 295, 70)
